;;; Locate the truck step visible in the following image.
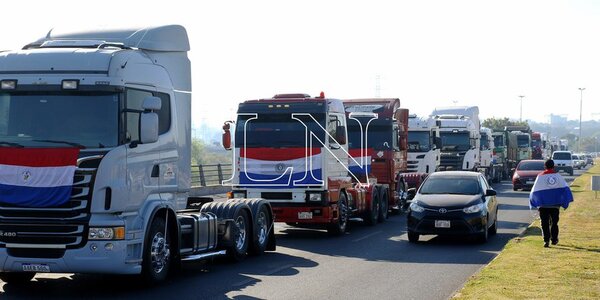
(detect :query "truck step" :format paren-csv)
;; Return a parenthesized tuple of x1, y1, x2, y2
(181, 250, 227, 262)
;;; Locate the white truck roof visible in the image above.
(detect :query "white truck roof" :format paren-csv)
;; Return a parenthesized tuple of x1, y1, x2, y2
(430, 106, 480, 128)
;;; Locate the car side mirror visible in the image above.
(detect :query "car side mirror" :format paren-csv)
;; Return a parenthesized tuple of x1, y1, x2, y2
(485, 189, 497, 196)
(407, 187, 417, 200)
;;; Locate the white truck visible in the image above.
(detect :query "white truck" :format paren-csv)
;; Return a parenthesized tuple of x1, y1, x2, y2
(406, 114, 440, 174)
(430, 106, 481, 172)
(480, 127, 502, 182)
(0, 25, 275, 284)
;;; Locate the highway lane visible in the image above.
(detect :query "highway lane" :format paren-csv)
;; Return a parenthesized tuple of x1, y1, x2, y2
(0, 169, 582, 299)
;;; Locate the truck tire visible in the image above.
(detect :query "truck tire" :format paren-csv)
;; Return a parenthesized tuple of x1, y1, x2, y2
(364, 190, 380, 226)
(407, 231, 419, 243)
(0, 272, 35, 284)
(378, 188, 388, 222)
(250, 203, 271, 255)
(228, 208, 251, 261)
(327, 193, 348, 236)
(142, 217, 171, 283)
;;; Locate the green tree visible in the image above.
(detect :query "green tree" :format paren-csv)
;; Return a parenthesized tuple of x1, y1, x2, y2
(482, 117, 529, 131)
(191, 138, 231, 165)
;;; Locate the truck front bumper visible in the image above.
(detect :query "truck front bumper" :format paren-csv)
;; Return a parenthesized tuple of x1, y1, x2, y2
(0, 239, 141, 275)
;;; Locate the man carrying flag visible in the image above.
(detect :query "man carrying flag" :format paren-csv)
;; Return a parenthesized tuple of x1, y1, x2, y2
(529, 159, 574, 248)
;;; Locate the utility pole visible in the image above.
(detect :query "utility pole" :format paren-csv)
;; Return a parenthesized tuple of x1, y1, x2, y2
(518, 95, 525, 122)
(579, 88, 585, 152)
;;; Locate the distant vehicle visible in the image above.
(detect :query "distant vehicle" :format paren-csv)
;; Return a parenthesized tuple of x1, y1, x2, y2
(407, 171, 498, 243)
(585, 154, 594, 165)
(551, 151, 574, 176)
(572, 154, 585, 169)
(512, 160, 545, 191)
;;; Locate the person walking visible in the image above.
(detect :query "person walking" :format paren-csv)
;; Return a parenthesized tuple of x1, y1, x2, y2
(529, 159, 574, 247)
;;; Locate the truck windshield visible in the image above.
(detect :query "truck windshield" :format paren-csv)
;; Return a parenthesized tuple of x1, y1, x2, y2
(0, 92, 119, 149)
(517, 135, 530, 147)
(480, 134, 489, 150)
(407, 131, 431, 152)
(493, 135, 504, 147)
(531, 140, 541, 147)
(440, 132, 470, 151)
(235, 113, 326, 148)
(347, 119, 393, 150)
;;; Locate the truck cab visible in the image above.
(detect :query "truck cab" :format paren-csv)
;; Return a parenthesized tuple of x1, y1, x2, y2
(431, 106, 481, 172)
(406, 114, 440, 174)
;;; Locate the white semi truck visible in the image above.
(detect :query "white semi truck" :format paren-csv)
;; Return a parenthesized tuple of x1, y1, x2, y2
(0, 25, 274, 284)
(406, 114, 440, 174)
(480, 127, 502, 182)
(431, 106, 481, 172)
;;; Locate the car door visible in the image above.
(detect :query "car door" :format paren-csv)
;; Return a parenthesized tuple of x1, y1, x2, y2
(479, 175, 497, 225)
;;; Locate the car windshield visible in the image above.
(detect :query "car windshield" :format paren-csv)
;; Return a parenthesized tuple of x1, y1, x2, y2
(407, 131, 431, 152)
(419, 176, 481, 195)
(553, 152, 571, 160)
(517, 161, 545, 171)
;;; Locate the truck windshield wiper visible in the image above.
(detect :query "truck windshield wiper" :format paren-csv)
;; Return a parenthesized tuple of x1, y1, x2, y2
(32, 139, 86, 149)
(0, 141, 25, 148)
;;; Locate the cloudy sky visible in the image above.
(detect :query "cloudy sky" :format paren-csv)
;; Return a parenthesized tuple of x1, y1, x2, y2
(2, 0, 600, 127)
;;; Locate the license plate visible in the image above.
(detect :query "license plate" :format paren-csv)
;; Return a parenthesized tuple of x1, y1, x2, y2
(22, 263, 50, 272)
(435, 220, 451, 228)
(298, 212, 313, 220)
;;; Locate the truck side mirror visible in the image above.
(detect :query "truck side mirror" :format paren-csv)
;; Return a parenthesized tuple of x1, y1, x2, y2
(139, 96, 161, 144)
(222, 122, 232, 150)
(335, 125, 346, 145)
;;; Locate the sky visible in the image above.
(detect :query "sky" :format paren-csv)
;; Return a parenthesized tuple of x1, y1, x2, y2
(2, 0, 600, 128)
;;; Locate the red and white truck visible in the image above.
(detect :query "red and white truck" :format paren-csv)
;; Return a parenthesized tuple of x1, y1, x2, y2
(222, 93, 408, 234)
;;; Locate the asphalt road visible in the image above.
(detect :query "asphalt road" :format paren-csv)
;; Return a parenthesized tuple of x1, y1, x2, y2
(0, 169, 582, 300)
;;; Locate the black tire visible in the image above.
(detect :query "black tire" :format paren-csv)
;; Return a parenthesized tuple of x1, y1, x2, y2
(250, 204, 271, 255)
(477, 217, 489, 243)
(408, 231, 419, 243)
(489, 216, 498, 235)
(513, 186, 518, 191)
(142, 217, 171, 283)
(378, 189, 388, 222)
(327, 193, 348, 236)
(0, 272, 35, 284)
(364, 191, 379, 226)
(228, 209, 251, 261)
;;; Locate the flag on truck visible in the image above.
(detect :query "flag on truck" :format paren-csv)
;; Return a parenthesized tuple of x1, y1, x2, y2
(529, 170, 573, 209)
(0, 148, 79, 207)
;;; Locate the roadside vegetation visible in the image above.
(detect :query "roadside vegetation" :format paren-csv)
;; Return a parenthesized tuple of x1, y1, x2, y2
(454, 164, 600, 299)
(191, 138, 231, 165)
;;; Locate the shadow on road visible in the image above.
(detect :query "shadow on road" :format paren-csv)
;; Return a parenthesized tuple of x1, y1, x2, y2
(1, 252, 318, 299)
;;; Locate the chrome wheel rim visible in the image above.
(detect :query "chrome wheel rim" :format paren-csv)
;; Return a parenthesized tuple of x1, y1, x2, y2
(235, 215, 247, 250)
(150, 232, 169, 274)
(256, 211, 268, 246)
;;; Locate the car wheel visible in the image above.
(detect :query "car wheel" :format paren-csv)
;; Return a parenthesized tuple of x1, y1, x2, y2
(489, 216, 498, 235)
(512, 186, 518, 191)
(477, 217, 489, 243)
(327, 193, 348, 236)
(0, 272, 36, 284)
(408, 231, 419, 243)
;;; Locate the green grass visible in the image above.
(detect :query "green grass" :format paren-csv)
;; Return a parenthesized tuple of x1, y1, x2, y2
(454, 165, 600, 299)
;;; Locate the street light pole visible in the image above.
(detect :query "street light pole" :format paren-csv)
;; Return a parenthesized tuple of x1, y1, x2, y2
(518, 95, 525, 122)
(579, 88, 585, 152)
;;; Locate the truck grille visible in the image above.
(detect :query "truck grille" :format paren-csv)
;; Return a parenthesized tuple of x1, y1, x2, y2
(0, 155, 100, 250)
(406, 160, 419, 172)
(440, 152, 465, 170)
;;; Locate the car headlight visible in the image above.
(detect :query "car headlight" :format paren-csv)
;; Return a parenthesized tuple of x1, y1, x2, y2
(410, 202, 425, 213)
(463, 203, 485, 214)
(513, 173, 520, 179)
(307, 193, 322, 202)
(89, 227, 125, 240)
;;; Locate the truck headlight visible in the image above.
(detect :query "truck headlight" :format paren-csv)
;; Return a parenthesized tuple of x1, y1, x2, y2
(233, 191, 246, 199)
(0, 80, 17, 90)
(89, 227, 125, 240)
(463, 203, 485, 214)
(307, 193, 322, 202)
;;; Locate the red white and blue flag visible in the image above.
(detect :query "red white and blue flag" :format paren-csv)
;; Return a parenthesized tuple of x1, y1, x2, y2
(0, 148, 79, 207)
(529, 170, 573, 209)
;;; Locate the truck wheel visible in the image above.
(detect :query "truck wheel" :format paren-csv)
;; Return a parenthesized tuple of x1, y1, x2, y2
(408, 231, 419, 243)
(228, 209, 251, 261)
(364, 191, 379, 226)
(250, 204, 271, 255)
(142, 217, 171, 283)
(0, 272, 35, 284)
(378, 189, 388, 222)
(327, 194, 348, 236)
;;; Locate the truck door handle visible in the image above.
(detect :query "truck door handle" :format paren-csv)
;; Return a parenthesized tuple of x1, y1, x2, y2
(151, 165, 160, 178)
